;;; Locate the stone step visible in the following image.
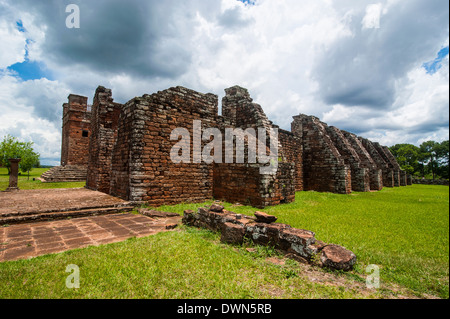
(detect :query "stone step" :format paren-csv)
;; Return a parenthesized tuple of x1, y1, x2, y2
(41, 169, 85, 175)
(41, 173, 86, 177)
(0, 203, 133, 218)
(41, 172, 86, 176)
(40, 177, 87, 182)
(40, 165, 87, 182)
(0, 206, 135, 226)
(40, 176, 82, 179)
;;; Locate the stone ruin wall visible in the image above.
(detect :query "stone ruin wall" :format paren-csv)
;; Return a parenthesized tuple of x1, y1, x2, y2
(291, 115, 352, 194)
(108, 87, 219, 206)
(359, 137, 395, 188)
(373, 142, 402, 187)
(340, 131, 383, 191)
(85, 85, 296, 208)
(61, 94, 91, 167)
(214, 86, 297, 207)
(62, 84, 411, 208)
(278, 129, 303, 192)
(38, 94, 92, 183)
(412, 179, 449, 186)
(86, 86, 122, 194)
(326, 126, 370, 192)
(183, 204, 357, 271)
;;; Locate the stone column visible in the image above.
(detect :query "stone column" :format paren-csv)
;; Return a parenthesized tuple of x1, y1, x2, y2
(6, 158, 21, 191)
(400, 171, 407, 186)
(407, 174, 413, 185)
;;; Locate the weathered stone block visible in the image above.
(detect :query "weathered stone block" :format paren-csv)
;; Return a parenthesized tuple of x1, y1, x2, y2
(280, 228, 316, 258)
(320, 244, 356, 271)
(139, 209, 179, 218)
(220, 222, 245, 245)
(254, 211, 277, 223)
(182, 209, 196, 226)
(209, 203, 225, 212)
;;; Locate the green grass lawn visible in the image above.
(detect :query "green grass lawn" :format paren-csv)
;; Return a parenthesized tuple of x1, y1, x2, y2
(0, 228, 383, 299)
(0, 177, 448, 299)
(158, 185, 449, 299)
(0, 167, 85, 190)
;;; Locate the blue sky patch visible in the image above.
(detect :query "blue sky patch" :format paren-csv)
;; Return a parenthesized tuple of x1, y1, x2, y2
(238, 0, 255, 5)
(423, 46, 449, 74)
(16, 20, 26, 32)
(7, 60, 53, 81)
(5, 22, 53, 81)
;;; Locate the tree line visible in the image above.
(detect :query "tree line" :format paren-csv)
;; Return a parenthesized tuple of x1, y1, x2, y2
(0, 135, 40, 179)
(389, 140, 449, 180)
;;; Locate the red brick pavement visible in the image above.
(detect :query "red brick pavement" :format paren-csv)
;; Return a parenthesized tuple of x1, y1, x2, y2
(0, 188, 128, 216)
(0, 213, 181, 262)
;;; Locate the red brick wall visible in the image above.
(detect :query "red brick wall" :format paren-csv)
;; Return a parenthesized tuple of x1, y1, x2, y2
(292, 115, 351, 194)
(86, 86, 122, 193)
(326, 126, 370, 192)
(109, 98, 134, 200)
(216, 86, 296, 206)
(110, 87, 219, 205)
(279, 129, 303, 192)
(61, 94, 91, 166)
(60, 103, 70, 165)
(100, 86, 296, 207)
(371, 142, 401, 187)
(213, 162, 295, 208)
(359, 137, 394, 188)
(77, 84, 409, 207)
(213, 163, 267, 208)
(341, 131, 383, 191)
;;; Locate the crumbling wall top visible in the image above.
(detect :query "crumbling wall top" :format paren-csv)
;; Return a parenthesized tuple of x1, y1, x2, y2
(67, 94, 89, 111)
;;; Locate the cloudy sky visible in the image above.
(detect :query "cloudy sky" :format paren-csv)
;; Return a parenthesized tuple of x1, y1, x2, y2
(0, 0, 448, 165)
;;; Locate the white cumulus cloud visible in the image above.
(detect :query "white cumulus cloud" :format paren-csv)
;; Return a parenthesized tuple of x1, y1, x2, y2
(0, 0, 448, 165)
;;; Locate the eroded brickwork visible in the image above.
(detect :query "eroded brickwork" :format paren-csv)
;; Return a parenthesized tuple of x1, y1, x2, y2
(341, 131, 383, 191)
(59, 84, 409, 208)
(85, 85, 297, 208)
(359, 137, 395, 188)
(279, 129, 303, 192)
(110, 87, 218, 205)
(326, 126, 370, 192)
(222, 86, 273, 129)
(213, 163, 295, 208)
(400, 171, 408, 186)
(41, 94, 92, 182)
(407, 175, 413, 185)
(289, 113, 405, 193)
(292, 115, 351, 194)
(373, 142, 401, 187)
(86, 87, 122, 194)
(215, 86, 296, 207)
(61, 94, 91, 166)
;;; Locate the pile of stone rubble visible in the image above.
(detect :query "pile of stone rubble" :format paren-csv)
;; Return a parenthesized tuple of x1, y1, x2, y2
(182, 203, 356, 271)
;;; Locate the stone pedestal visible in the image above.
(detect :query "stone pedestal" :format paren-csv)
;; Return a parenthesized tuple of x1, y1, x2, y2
(6, 158, 21, 191)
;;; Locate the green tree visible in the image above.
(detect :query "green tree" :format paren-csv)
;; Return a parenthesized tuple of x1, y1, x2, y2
(0, 135, 40, 178)
(19, 142, 40, 180)
(434, 140, 449, 179)
(434, 140, 449, 165)
(390, 144, 421, 174)
(0, 135, 22, 174)
(419, 140, 447, 180)
(390, 141, 449, 180)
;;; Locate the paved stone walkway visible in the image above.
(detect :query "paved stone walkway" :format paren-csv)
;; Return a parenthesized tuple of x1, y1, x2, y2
(0, 213, 181, 262)
(0, 188, 128, 216)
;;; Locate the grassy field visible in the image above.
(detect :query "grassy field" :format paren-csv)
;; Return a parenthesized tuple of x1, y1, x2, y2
(158, 185, 449, 299)
(0, 167, 85, 190)
(0, 169, 448, 299)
